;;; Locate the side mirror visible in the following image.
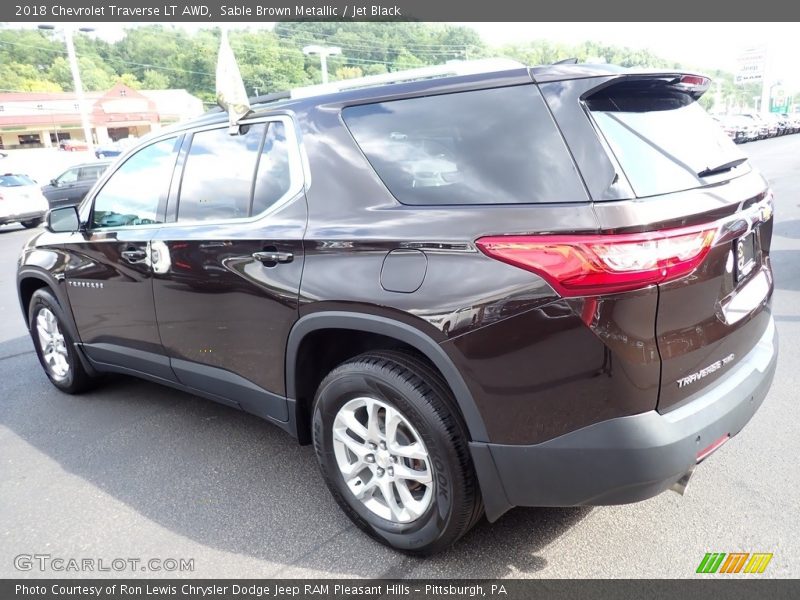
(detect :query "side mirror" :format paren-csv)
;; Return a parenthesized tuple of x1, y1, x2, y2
(50, 178, 58, 187)
(46, 206, 82, 233)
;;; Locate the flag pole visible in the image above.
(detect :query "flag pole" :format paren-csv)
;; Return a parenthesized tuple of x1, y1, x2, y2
(216, 26, 251, 134)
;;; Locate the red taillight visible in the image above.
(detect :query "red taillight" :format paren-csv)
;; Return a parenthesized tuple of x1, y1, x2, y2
(476, 224, 718, 297)
(679, 74, 708, 87)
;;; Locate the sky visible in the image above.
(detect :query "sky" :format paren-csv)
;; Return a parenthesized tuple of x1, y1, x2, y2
(466, 22, 800, 88)
(29, 21, 800, 90)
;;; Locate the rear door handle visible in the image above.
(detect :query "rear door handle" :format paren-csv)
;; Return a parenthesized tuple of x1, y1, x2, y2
(252, 251, 293, 265)
(121, 249, 147, 263)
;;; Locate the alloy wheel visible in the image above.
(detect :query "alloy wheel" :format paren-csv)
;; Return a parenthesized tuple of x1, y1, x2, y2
(35, 307, 70, 381)
(332, 396, 434, 523)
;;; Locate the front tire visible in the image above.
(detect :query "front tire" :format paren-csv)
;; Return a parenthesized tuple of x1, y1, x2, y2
(28, 288, 96, 394)
(21, 218, 43, 229)
(312, 350, 482, 555)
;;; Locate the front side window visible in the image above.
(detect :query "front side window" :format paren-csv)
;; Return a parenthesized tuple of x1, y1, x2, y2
(176, 121, 293, 222)
(342, 85, 587, 205)
(57, 168, 79, 185)
(92, 137, 178, 228)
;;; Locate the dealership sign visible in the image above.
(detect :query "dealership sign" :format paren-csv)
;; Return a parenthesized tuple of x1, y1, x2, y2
(735, 47, 766, 84)
(770, 87, 791, 113)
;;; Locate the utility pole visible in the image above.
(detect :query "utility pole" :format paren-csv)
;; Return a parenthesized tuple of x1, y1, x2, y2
(759, 45, 771, 117)
(39, 24, 94, 153)
(303, 45, 342, 85)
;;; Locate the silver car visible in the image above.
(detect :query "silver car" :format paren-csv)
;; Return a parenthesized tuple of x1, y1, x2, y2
(0, 173, 49, 228)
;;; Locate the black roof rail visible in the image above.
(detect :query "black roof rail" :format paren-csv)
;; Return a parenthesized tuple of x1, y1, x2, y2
(204, 90, 293, 115)
(250, 91, 292, 106)
(553, 58, 579, 65)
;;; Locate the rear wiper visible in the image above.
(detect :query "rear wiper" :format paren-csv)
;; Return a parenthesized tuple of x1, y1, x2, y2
(697, 157, 747, 178)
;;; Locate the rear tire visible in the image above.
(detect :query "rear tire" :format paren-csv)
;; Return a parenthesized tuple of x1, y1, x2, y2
(28, 288, 97, 394)
(312, 350, 482, 555)
(21, 219, 43, 229)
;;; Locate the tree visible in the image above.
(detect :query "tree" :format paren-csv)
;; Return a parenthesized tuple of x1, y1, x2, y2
(141, 69, 170, 89)
(117, 73, 142, 89)
(0, 62, 62, 92)
(0, 23, 767, 114)
(335, 66, 363, 80)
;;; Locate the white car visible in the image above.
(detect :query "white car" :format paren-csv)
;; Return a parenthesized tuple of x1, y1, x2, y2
(0, 173, 49, 229)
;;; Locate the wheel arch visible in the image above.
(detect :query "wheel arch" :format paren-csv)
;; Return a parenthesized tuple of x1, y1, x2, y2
(17, 269, 70, 330)
(285, 311, 489, 444)
(17, 268, 100, 378)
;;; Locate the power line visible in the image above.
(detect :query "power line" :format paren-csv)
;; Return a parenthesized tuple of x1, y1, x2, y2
(126, 22, 481, 53)
(123, 25, 477, 58)
(0, 38, 66, 55)
(272, 27, 482, 50)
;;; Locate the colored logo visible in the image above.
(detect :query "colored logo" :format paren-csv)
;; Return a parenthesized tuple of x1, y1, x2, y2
(697, 552, 773, 574)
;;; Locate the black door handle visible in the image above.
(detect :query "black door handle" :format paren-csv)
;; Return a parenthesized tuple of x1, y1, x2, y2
(121, 249, 147, 263)
(252, 251, 293, 265)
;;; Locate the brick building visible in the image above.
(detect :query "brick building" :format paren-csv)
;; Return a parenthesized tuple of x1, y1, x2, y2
(0, 83, 204, 149)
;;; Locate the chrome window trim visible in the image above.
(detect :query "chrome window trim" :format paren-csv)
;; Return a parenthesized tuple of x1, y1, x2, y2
(167, 114, 306, 228)
(80, 112, 308, 233)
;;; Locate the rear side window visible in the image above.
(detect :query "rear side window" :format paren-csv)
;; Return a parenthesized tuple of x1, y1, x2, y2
(343, 85, 586, 205)
(587, 80, 748, 197)
(177, 121, 293, 222)
(79, 165, 105, 180)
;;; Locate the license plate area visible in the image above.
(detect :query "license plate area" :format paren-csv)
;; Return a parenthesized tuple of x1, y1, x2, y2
(734, 230, 757, 284)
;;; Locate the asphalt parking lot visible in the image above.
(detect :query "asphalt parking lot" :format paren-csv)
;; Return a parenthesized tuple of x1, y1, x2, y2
(1, 136, 798, 579)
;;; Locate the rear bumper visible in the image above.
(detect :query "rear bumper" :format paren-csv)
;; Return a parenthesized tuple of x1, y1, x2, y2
(471, 316, 778, 521)
(0, 210, 45, 225)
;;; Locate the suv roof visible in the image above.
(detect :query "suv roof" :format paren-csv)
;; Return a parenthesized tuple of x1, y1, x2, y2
(257, 60, 704, 104)
(164, 60, 710, 145)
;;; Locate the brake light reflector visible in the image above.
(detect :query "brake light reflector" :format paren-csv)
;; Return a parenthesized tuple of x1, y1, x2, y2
(696, 434, 730, 462)
(476, 225, 717, 297)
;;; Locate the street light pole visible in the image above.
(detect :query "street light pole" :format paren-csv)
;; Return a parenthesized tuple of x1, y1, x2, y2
(39, 24, 94, 153)
(302, 45, 342, 85)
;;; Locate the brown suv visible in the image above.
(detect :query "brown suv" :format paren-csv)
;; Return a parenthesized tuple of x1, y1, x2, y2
(17, 61, 777, 554)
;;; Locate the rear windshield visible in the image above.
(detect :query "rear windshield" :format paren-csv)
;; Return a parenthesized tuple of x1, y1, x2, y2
(343, 85, 587, 205)
(0, 174, 35, 187)
(587, 83, 748, 197)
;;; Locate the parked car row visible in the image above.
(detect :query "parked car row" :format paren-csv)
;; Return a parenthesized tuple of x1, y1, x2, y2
(715, 112, 800, 143)
(94, 137, 138, 159)
(1, 160, 112, 229)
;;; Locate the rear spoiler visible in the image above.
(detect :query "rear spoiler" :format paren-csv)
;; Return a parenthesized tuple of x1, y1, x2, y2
(583, 73, 712, 101)
(531, 65, 711, 100)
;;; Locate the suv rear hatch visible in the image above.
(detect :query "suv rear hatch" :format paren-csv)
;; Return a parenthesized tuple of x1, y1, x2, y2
(582, 73, 775, 412)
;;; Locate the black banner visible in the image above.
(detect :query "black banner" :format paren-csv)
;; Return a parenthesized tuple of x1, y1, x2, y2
(4, 0, 800, 22)
(3, 580, 800, 600)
